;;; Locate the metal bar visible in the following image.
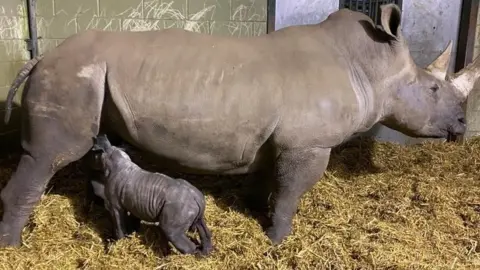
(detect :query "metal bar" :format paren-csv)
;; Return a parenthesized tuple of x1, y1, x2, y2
(369, 0, 373, 18)
(397, 0, 403, 9)
(374, 0, 379, 24)
(266, 0, 276, 33)
(451, 0, 479, 143)
(26, 0, 38, 58)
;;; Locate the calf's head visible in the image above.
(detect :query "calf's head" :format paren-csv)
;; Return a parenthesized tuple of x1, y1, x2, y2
(375, 4, 480, 138)
(91, 134, 132, 176)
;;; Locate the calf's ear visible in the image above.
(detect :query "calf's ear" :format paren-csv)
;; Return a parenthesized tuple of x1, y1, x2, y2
(91, 137, 105, 152)
(380, 4, 402, 40)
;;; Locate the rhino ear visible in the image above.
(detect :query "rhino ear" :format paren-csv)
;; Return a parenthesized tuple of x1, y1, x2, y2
(426, 41, 453, 80)
(380, 4, 402, 40)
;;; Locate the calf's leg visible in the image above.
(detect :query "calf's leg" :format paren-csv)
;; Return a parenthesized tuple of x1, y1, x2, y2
(163, 229, 197, 255)
(266, 147, 331, 245)
(105, 203, 129, 240)
(195, 216, 213, 255)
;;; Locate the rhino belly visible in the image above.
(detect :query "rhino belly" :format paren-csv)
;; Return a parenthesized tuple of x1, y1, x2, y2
(104, 99, 278, 174)
(100, 35, 281, 174)
(134, 119, 275, 174)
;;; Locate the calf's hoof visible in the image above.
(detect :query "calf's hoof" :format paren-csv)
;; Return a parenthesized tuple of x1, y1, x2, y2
(0, 222, 22, 248)
(199, 244, 214, 256)
(193, 247, 211, 258)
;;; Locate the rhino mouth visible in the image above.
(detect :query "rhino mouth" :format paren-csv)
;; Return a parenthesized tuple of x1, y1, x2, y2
(445, 125, 466, 140)
(446, 131, 457, 141)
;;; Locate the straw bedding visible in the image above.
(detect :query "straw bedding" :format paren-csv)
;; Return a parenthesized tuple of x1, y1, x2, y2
(0, 137, 480, 269)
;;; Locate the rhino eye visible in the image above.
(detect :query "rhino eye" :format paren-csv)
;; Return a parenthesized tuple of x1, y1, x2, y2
(430, 84, 439, 92)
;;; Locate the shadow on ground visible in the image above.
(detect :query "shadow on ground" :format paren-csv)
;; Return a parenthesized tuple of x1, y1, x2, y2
(0, 106, 381, 255)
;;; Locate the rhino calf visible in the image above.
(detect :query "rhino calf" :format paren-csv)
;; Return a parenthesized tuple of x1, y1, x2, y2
(90, 134, 213, 256)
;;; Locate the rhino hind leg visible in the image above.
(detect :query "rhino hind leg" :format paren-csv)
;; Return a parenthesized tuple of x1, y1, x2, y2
(0, 76, 104, 247)
(0, 138, 94, 247)
(266, 147, 331, 245)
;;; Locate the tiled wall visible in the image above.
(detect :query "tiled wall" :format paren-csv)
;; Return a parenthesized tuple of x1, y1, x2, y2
(35, 0, 267, 53)
(0, 0, 267, 147)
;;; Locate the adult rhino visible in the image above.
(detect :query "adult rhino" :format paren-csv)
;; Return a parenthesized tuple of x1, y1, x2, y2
(1, 4, 478, 248)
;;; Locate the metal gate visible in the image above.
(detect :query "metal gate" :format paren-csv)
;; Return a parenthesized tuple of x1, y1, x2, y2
(339, 0, 402, 25)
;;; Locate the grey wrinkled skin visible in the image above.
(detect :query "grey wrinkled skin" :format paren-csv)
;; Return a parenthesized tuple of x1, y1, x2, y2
(1, 4, 479, 248)
(90, 134, 213, 255)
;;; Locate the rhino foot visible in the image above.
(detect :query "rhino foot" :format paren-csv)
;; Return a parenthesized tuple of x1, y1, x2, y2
(0, 222, 22, 248)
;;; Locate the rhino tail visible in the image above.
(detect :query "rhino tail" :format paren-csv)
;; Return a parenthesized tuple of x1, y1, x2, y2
(4, 54, 45, 124)
(194, 216, 213, 255)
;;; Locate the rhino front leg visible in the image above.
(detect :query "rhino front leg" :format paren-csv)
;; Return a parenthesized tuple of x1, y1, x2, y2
(266, 147, 331, 245)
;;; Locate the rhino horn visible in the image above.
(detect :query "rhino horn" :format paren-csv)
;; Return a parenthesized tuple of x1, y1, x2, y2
(426, 41, 453, 80)
(449, 55, 480, 99)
